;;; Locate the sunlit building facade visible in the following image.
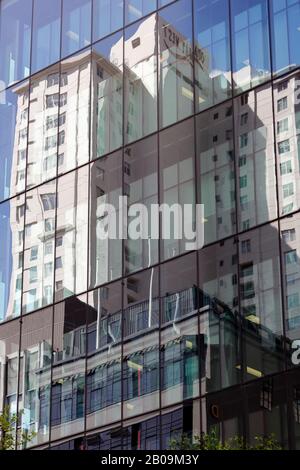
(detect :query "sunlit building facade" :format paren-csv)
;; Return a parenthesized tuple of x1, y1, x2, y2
(0, 0, 300, 450)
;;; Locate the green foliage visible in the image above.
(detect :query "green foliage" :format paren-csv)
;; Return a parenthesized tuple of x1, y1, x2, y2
(0, 406, 36, 450)
(169, 429, 282, 451)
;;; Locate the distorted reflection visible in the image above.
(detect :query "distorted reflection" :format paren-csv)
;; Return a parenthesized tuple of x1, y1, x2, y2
(123, 269, 160, 419)
(59, 49, 91, 173)
(160, 254, 199, 407)
(91, 33, 123, 158)
(18, 308, 52, 448)
(124, 135, 159, 274)
(197, 102, 236, 244)
(0, 196, 25, 323)
(51, 296, 86, 440)
(27, 65, 60, 188)
(55, 167, 89, 302)
(239, 223, 285, 380)
(86, 283, 122, 429)
(160, 119, 195, 261)
(22, 182, 56, 313)
(0, 320, 21, 423)
(89, 151, 122, 288)
(194, 0, 232, 112)
(234, 85, 277, 230)
(0, 0, 32, 88)
(0, 84, 28, 202)
(273, 71, 300, 216)
(270, 0, 300, 76)
(231, 0, 271, 93)
(159, 0, 194, 128)
(124, 15, 157, 143)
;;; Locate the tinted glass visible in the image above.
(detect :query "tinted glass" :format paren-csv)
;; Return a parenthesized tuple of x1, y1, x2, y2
(62, 0, 92, 58)
(51, 295, 86, 440)
(59, 49, 91, 173)
(125, 0, 156, 25)
(125, 15, 158, 143)
(31, 0, 61, 73)
(0, 196, 25, 323)
(55, 167, 89, 302)
(280, 213, 300, 353)
(159, 0, 194, 128)
(0, 84, 28, 202)
(0, 0, 32, 89)
(270, 0, 300, 76)
(124, 135, 159, 274)
(231, 0, 271, 93)
(239, 223, 285, 380)
(27, 65, 60, 188)
(23, 182, 57, 313)
(274, 72, 300, 216)
(86, 283, 122, 430)
(0, 320, 20, 424)
(18, 307, 52, 447)
(196, 102, 236, 244)
(93, 0, 123, 41)
(92, 33, 123, 158)
(160, 253, 199, 407)
(199, 239, 241, 393)
(89, 151, 122, 288)
(123, 269, 159, 419)
(194, 0, 231, 112)
(234, 85, 277, 230)
(159, 119, 195, 261)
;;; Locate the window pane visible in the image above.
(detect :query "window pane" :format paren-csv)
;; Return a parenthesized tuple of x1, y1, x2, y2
(0, 197, 25, 323)
(55, 167, 89, 302)
(196, 103, 235, 244)
(159, 0, 194, 128)
(123, 415, 160, 450)
(280, 213, 300, 351)
(0, 0, 32, 89)
(27, 65, 60, 188)
(274, 72, 300, 216)
(18, 308, 52, 447)
(246, 377, 288, 448)
(270, 0, 300, 76)
(231, 0, 271, 93)
(89, 151, 122, 288)
(86, 283, 122, 430)
(234, 85, 277, 230)
(51, 295, 86, 440)
(199, 239, 241, 393)
(59, 49, 91, 173)
(23, 183, 56, 314)
(92, 32, 123, 158)
(239, 223, 285, 380)
(31, 0, 61, 73)
(194, 0, 231, 112)
(161, 403, 201, 449)
(124, 135, 159, 274)
(202, 390, 244, 442)
(0, 84, 29, 201)
(0, 320, 20, 427)
(62, 0, 91, 58)
(125, 0, 156, 25)
(159, 119, 195, 261)
(123, 269, 159, 419)
(160, 253, 199, 407)
(93, 0, 123, 41)
(125, 15, 158, 143)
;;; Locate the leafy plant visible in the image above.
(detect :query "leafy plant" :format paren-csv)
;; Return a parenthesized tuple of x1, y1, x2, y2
(169, 429, 282, 451)
(0, 406, 36, 450)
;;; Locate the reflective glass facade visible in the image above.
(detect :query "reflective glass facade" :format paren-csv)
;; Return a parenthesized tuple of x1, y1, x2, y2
(0, 0, 300, 450)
